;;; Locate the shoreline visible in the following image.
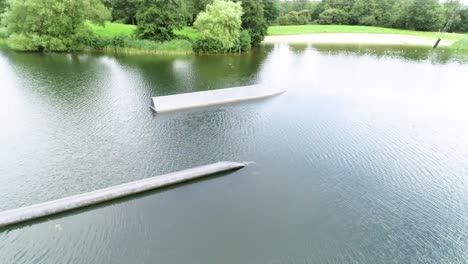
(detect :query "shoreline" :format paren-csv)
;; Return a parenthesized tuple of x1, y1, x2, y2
(262, 33, 455, 47)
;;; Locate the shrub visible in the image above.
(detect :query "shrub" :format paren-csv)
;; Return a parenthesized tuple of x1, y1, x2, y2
(278, 11, 308, 25)
(7, 34, 71, 51)
(318, 8, 350, 25)
(359, 15, 377, 26)
(0, 28, 7, 38)
(193, 37, 225, 54)
(237, 30, 251, 52)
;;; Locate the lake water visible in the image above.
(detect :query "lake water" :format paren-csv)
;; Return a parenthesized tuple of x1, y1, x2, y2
(1, 45, 467, 263)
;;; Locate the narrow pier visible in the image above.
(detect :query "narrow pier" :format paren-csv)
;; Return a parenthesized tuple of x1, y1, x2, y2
(0, 161, 245, 228)
(151, 85, 285, 112)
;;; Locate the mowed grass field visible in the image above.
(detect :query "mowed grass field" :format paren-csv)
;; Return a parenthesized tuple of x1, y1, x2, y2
(268, 25, 467, 41)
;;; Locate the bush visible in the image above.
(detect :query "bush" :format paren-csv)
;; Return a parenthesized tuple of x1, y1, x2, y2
(0, 28, 7, 38)
(237, 30, 251, 52)
(318, 8, 350, 25)
(193, 37, 225, 54)
(278, 11, 308, 25)
(7, 34, 69, 51)
(86, 36, 112, 50)
(359, 15, 377, 26)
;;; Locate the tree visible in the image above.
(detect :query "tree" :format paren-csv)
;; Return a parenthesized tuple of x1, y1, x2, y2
(442, 0, 463, 32)
(235, 0, 267, 46)
(194, 0, 243, 50)
(3, 0, 110, 51)
(350, 0, 377, 25)
(321, 0, 355, 12)
(388, 0, 410, 29)
(374, 0, 394, 27)
(136, 0, 186, 41)
(102, 0, 140, 24)
(185, 0, 213, 24)
(278, 10, 309, 25)
(0, 0, 7, 15)
(406, 0, 444, 31)
(318, 8, 350, 25)
(263, 0, 280, 24)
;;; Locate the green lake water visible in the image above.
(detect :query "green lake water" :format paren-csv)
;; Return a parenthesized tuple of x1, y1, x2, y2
(1, 45, 467, 263)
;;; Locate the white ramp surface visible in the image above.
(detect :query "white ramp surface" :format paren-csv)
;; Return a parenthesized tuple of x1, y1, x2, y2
(151, 85, 285, 112)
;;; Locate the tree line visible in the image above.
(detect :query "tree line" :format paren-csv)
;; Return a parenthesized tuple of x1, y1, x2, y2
(0, 0, 276, 53)
(1, 0, 466, 53)
(277, 0, 468, 32)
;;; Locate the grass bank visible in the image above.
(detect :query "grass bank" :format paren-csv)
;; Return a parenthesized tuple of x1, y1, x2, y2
(87, 22, 200, 40)
(95, 39, 193, 55)
(86, 23, 197, 54)
(450, 37, 468, 50)
(268, 25, 467, 41)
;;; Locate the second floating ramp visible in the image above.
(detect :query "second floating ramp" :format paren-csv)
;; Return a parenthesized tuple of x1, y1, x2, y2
(151, 85, 285, 112)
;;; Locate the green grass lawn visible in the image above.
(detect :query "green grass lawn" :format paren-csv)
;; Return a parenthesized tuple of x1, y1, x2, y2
(450, 37, 468, 50)
(174, 27, 201, 41)
(87, 22, 136, 37)
(268, 25, 467, 41)
(87, 22, 200, 41)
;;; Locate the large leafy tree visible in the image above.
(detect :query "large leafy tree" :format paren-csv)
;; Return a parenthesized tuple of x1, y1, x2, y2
(194, 0, 243, 49)
(406, 0, 444, 31)
(350, 0, 377, 25)
(3, 0, 110, 51)
(185, 0, 213, 24)
(102, 0, 140, 24)
(235, 0, 267, 46)
(263, 0, 280, 24)
(442, 0, 465, 32)
(136, 0, 186, 41)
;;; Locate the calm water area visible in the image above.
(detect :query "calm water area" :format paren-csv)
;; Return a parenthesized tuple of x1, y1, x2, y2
(1, 44, 467, 263)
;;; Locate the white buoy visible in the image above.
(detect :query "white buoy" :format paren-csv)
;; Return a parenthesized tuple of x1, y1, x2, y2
(151, 85, 285, 112)
(0, 161, 245, 228)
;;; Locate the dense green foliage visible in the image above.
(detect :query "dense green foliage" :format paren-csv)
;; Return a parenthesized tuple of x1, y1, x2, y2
(263, 0, 280, 24)
(3, 0, 110, 51)
(136, 0, 186, 41)
(102, 0, 140, 24)
(276, 0, 468, 33)
(185, 0, 213, 24)
(278, 10, 310, 25)
(194, 0, 243, 52)
(318, 8, 350, 25)
(235, 0, 268, 46)
(0, 0, 7, 15)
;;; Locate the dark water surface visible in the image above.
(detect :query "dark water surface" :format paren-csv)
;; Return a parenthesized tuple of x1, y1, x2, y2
(1, 45, 467, 263)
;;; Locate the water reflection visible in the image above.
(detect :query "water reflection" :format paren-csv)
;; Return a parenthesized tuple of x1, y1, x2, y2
(312, 44, 468, 64)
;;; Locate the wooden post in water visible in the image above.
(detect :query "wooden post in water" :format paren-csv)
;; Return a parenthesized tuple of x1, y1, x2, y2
(433, 38, 442, 49)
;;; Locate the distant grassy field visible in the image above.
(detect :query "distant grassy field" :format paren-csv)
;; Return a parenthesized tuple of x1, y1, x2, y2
(268, 25, 467, 41)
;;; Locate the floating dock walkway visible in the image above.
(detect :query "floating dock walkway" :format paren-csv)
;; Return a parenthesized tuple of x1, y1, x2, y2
(151, 85, 285, 112)
(0, 162, 245, 228)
